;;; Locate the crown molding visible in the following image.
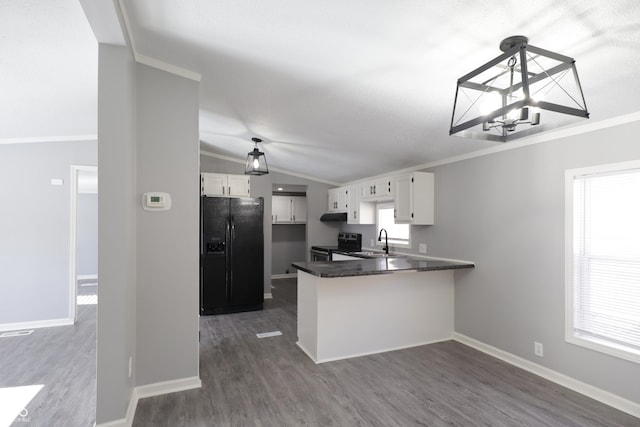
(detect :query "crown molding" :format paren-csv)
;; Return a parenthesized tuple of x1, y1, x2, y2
(0, 135, 97, 145)
(117, 0, 201, 82)
(200, 149, 341, 187)
(344, 111, 640, 186)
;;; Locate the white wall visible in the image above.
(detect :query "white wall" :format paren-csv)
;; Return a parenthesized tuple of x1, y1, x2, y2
(135, 64, 200, 386)
(0, 140, 96, 326)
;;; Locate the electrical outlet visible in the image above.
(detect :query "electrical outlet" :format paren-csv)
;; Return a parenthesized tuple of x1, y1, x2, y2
(370, 239, 374, 247)
(534, 341, 544, 357)
(128, 356, 133, 377)
(419, 243, 427, 254)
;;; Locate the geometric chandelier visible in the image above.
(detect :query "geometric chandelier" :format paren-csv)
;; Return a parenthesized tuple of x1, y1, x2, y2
(449, 35, 589, 142)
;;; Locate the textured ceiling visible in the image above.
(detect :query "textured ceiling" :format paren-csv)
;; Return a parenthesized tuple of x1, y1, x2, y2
(1, 0, 97, 142)
(122, 0, 640, 183)
(5, 1, 640, 183)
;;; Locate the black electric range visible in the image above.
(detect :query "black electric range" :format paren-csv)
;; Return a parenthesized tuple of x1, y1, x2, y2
(310, 232, 362, 261)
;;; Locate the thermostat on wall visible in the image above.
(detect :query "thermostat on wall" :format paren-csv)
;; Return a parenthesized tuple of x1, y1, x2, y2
(142, 192, 172, 211)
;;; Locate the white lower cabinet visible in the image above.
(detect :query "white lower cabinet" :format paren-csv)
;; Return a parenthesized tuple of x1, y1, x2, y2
(272, 195, 306, 224)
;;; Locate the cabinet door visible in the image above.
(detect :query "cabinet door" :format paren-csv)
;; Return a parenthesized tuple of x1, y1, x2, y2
(394, 174, 413, 223)
(360, 178, 392, 201)
(328, 188, 338, 212)
(374, 177, 393, 200)
(228, 175, 250, 197)
(201, 173, 227, 196)
(291, 196, 307, 223)
(272, 196, 292, 223)
(328, 188, 347, 212)
(347, 185, 375, 224)
(360, 180, 375, 200)
(337, 187, 348, 212)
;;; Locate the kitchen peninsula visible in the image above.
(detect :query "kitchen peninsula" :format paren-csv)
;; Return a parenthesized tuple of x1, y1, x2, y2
(292, 255, 474, 363)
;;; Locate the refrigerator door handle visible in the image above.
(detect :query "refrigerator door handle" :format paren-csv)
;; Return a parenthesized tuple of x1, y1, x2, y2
(229, 216, 235, 301)
(226, 218, 232, 302)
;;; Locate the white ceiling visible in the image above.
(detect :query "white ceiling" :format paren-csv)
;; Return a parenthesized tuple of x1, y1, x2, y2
(5, 1, 640, 183)
(1, 0, 98, 143)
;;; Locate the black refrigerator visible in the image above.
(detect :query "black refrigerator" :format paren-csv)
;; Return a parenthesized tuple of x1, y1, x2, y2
(200, 196, 264, 315)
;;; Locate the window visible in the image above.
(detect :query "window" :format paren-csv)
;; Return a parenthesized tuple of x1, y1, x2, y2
(377, 204, 410, 247)
(566, 161, 640, 363)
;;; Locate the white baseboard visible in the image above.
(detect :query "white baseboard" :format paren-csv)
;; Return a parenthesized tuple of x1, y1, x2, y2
(271, 273, 297, 279)
(95, 376, 202, 427)
(135, 376, 202, 400)
(453, 333, 640, 419)
(264, 293, 273, 300)
(0, 317, 74, 332)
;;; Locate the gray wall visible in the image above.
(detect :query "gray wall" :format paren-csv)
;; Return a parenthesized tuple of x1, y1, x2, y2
(77, 193, 98, 276)
(96, 44, 137, 424)
(342, 120, 640, 405)
(96, 46, 201, 424)
(201, 155, 339, 291)
(272, 224, 307, 274)
(135, 64, 200, 386)
(0, 140, 96, 325)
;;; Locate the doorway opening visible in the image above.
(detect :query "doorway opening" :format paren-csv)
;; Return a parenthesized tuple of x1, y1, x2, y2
(70, 165, 98, 321)
(271, 184, 308, 279)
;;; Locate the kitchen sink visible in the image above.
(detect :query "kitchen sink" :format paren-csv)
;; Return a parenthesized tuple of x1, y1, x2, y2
(353, 251, 399, 258)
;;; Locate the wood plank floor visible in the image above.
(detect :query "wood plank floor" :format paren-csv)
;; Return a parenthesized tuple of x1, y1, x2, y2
(133, 278, 638, 427)
(0, 304, 96, 427)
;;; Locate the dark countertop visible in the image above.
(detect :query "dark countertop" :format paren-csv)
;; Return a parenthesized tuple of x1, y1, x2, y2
(291, 255, 474, 278)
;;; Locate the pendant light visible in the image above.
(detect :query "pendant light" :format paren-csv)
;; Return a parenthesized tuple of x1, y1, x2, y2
(245, 137, 269, 175)
(450, 35, 589, 142)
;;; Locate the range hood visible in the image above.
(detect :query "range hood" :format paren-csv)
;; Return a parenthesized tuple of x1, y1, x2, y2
(320, 212, 347, 222)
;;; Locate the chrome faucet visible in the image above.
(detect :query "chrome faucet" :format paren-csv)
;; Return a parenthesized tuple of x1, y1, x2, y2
(378, 228, 388, 255)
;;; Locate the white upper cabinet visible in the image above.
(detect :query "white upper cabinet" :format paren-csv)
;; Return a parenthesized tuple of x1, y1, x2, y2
(346, 184, 375, 224)
(273, 195, 307, 224)
(394, 172, 434, 225)
(201, 173, 250, 197)
(291, 196, 307, 224)
(227, 174, 251, 197)
(328, 187, 348, 213)
(360, 176, 393, 201)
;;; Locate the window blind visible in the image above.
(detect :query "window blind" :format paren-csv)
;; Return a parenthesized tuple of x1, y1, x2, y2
(573, 168, 640, 355)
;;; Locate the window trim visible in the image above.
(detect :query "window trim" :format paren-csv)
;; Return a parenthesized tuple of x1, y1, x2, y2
(565, 159, 640, 364)
(376, 203, 411, 248)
